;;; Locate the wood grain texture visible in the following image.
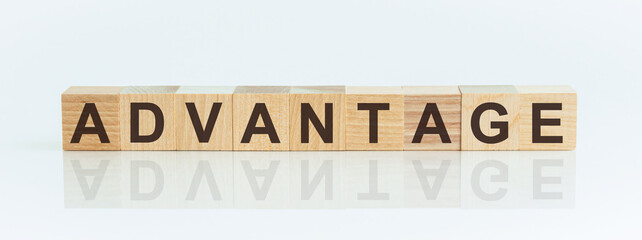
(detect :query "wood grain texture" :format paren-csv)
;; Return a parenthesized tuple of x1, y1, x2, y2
(174, 86, 234, 150)
(234, 86, 290, 94)
(119, 86, 178, 150)
(62, 86, 123, 150)
(233, 86, 290, 151)
(403, 86, 461, 150)
(289, 86, 345, 150)
(345, 86, 404, 150)
(516, 85, 577, 150)
(459, 85, 519, 150)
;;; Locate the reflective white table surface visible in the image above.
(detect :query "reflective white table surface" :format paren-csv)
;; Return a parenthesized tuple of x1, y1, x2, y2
(1, 147, 640, 239)
(62, 151, 575, 209)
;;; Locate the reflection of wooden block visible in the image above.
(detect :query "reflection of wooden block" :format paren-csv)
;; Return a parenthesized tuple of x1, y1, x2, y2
(233, 86, 290, 151)
(234, 152, 290, 208)
(289, 151, 343, 208)
(403, 86, 461, 150)
(403, 151, 461, 208)
(516, 86, 577, 150)
(460, 86, 519, 150)
(460, 151, 520, 208)
(342, 152, 404, 207)
(290, 86, 345, 151)
(174, 86, 234, 150)
(121, 151, 178, 208)
(119, 86, 178, 150)
(63, 151, 123, 207)
(62, 87, 124, 150)
(175, 151, 234, 208)
(345, 86, 404, 150)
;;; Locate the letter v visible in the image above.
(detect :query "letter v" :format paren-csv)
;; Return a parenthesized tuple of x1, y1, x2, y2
(186, 102, 223, 143)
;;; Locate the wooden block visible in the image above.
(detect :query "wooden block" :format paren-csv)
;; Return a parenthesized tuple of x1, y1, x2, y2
(233, 86, 290, 151)
(119, 86, 179, 150)
(516, 86, 577, 150)
(174, 86, 234, 150)
(403, 86, 461, 150)
(345, 86, 404, 150)
(62, 86, 124, 150)
(289, 86, 346, 151)
(459, 85, 519, 150)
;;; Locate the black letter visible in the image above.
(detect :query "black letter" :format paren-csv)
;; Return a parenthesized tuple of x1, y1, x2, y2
(413, 103, 451, 143)
(357, 103, 389, 143)
(471, 102, 508, 144)
(301, 103, 333, 143)
(532, 103, 563, 143)
(131, 103, 164, 143)
(71, 103, 110, 143)
(241, 103, 280, 143)
(185, 102, 222, 143)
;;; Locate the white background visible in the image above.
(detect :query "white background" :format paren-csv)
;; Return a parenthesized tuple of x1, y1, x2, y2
(1, 0, 641, 239)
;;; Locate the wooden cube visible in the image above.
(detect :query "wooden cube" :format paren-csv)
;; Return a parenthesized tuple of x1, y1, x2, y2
(459, 85, 519, 150)
(289, 86, 346, 151)
(345, 86, 404, 150)
(62, 86, 124, 150)
(119, 86, 178, 150)
(174, 86, 234, 150)
(233, 86, 290, 151)
(403, 86, 461, 150)
(516, 86, 577, 150)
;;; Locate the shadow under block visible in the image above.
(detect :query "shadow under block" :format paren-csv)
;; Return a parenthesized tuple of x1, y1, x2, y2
(119, 86, 179, 150)
(174, 86, 234, 150)
(459, 86, 519, 150)
(233, 86, 290, 151)
(516, 86, 577, 150)
(289, 86, 346, 151)
(403, 86, 461, 150)
(345, 86, 404, 150)
(62, 86, 124, 150)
